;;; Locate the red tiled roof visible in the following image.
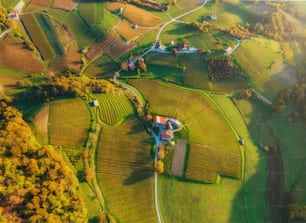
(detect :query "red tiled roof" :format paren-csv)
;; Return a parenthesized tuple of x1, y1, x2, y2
(153, 116, 166, 124)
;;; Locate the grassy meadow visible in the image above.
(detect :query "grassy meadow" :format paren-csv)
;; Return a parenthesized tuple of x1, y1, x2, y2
(48, 98, 90, 170)
(96, 116, 157, 223)
(95, 93, 134, 125)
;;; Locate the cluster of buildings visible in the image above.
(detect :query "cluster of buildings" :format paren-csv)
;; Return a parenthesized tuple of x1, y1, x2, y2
(153, 115, 177, 141)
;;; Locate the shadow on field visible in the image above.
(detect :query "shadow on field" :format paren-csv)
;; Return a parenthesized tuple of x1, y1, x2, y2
(123, 168, 153, 185)
(228, 100, 287, 223)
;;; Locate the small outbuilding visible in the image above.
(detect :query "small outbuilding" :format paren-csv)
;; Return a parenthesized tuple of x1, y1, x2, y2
(153, 116, 166, 125)
(92, 100, 99, 107)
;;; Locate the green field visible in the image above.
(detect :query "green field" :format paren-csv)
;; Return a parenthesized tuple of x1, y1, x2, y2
(95, 93, 134, 125)
(49, 98, 90, 170)
(21, 13, 56, 60)
(86, 55, 118, 78)
(96, 116, 157, 223)
(158, 95, 265, 223)
(130, 80, 239, 153)
(36, 13, 64, 55)
(0, 0, 19, 8)
(237, 98, 306, 204)
(233, 37, 283, 81)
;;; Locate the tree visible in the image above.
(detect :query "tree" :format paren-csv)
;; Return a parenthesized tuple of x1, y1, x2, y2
(138, 62, 147, 72)
(155, 160, 164, 174)
(158, 149, 165, 160)
(0, 6, 7, 25)
(85, 167, 94, 182)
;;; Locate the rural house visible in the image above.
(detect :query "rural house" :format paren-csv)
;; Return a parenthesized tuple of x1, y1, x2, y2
(160, 130, 174, 141)
(153, 116, 166, 125)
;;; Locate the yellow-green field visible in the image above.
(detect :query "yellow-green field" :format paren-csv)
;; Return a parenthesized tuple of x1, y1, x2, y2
(130, 80, 239, 153)
(49, 98, 90, 169)
(96, 116, 157, 223)
(186, 144, 241, 182)
(95, 93, 134, 125)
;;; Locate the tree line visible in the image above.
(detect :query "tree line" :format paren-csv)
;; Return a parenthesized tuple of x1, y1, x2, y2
(0, 100, 87, 222)
(22, 70, 120, 104)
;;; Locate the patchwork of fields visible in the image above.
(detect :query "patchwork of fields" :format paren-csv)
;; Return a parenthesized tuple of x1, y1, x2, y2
(95, 93, 134, 125)
(130, 80, 239, 152)
(97, 117, 157, 223)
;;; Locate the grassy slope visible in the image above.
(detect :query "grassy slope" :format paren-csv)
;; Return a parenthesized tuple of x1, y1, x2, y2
(48, 98, 90, 170)
(211, 95, 266, 222)
(96, 116, 157, 223)
(130, 80, 239, 153)
(130, 79, 245, 221)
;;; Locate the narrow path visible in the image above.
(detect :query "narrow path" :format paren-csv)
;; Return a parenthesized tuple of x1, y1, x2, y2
(155, 0, 208, 42)
(150, 129, 162, 223)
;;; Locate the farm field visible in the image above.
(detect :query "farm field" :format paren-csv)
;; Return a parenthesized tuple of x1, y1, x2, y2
(159, 176, 245, 223)
(29, 0, 52, 7)
(85, 55, 118, 78)
(130, 80, 239, 153)
(232, 37, 283, 81)
(158, 95, 265, 223)
(48, 98, 90, 170)
(85, 31, 136, 60)
(237, 98, 306, 204)
(210, 95, 266, 222)
(0, 35, 45, 73)
(49, 17, 81, 73)
(0, 71, 28, 97)
(36, 13, 64, 55)
(95, 93, 134, 125)
(96, 117, 157, 223)
(0, 0, 19, 8)
(186, 144, 241, 182)
(145, 52, 184, 84)
(106, 2, 163, 27)
(51, 0, 78, 11)
(170, 139, 187, 177)
(115, 20, 151, 41)
(21, 13, 56, 60)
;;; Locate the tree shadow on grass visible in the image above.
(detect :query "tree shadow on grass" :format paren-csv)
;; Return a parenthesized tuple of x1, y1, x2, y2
(229, 100, 287, 223)
(123, 168, 153, 185)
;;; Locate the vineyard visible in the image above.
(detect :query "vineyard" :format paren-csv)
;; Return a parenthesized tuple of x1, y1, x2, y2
(85, 31, 137, 60)
(115, 20, 150, 41)
(96, 93, 134, 125)
(96, 117, 157, 223)
(20, 13, 56, 60)
(186, 143, 241, 183)
(48, 99, 90, 170)
(0, 34, 45, 73)
(130, 80, 239, 153)
(51, 0, 78, 11)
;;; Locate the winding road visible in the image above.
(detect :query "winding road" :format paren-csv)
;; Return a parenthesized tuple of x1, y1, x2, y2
(114, 2, 210, 223)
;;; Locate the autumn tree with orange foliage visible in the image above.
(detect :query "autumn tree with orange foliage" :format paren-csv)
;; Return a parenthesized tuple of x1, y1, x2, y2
(0, 101, 87, 222)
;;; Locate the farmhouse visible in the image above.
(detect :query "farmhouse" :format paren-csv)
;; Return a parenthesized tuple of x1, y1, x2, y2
(225, 46, 233, 54)
(92, 100, 99, 107)
(160, 130, 174, 141)
(153, 116, 166, 125)
(210, 14, 218, 20)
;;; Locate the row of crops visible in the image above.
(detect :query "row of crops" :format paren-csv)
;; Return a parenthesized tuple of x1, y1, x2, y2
(96, 117, 157, 223)
(185, 144, 241, 183)
(96, 93, 134, 125)
(20, 13, 56, 60)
